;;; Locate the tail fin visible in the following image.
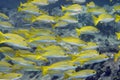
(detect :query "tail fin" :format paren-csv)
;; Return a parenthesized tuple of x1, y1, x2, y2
(41, 66, 48, 76)
(61, 6, 66, 12)
(0, 31, 6, 42)
(75, 28, 81, 36)
(92, 15, 99, 26)
(4, 55, 12, 61)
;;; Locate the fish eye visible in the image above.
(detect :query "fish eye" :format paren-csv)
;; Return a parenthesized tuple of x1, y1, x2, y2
(17, 75, 21, 77)
(32, 63, 36, 65)
(93, 71, 96, 73)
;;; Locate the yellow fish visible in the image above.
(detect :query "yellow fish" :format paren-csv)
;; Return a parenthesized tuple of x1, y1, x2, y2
(32, 14, 56, 24)
(41, 60, 77, 75)
(62, 4, 82, 13)
(92, 13, 114, 26)
(57, 36, 86, 46)
(0, 12, 9, 20)
(0, 72, 22, 80)
(31, 0, 49, 6)
(64, 69, 96, 80)
(76, 26, 99, 35)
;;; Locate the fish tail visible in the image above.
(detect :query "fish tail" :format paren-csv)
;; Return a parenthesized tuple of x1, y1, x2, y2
(41, 66, 48, 76)
(75, 28, 81, 36)
(4, 55, 12, 61)
(114, 53, 119, 62)
(92, 15, 99, 26)
(61, 6, 66, 12)
(0, 31, 5, 42)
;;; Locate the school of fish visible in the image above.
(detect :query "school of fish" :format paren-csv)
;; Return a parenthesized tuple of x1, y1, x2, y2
(0, 0, 120, 80)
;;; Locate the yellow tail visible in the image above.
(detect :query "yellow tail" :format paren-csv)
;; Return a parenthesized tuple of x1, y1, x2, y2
(0, 31, 6, 42)
(92, 15, 99, 26)
(61, 6, 66, 12)
(41, 66, 48, 76)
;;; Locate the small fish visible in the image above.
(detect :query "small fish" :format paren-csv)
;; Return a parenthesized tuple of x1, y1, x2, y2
(0, 72, 22, 80)
(57, 36, 86, 46)
(113, 5, 120, 12)
(41, 60, 77, 75)
(0, 61, 13, 72)
(28, 35, 57, 43)
(73, 54, 109, 66)
(62, 4, 82, 13)
(15, 53, 48, 62)
(67, 0, 86, 4)
(4, 55, 36, 67)
(18, 2, 40, 15)
(64, 69, 96, 80)
(114, 51, 120, 62)
(87, 7, 106, 15)
(59, 14, 78, 24)
(0, 21, 14, 31)
(71, 50, 99, 60)
(80, 42, 99, 50)
(86, 1, 96, 8)
(92, 13, 114, 26)
(0, 12, 9, 20)
(32, 14, 56, 24)
(76, 26, 99, 35)
(30, 0, 49, 6)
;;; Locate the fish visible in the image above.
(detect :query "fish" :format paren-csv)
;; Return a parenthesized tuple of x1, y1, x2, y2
(87, 7, 106, 15)
(4, 55, 36, 67)
(32, 14, 56, 24)
(57, 36, 86, 46)
(0, 21, 14, 31)
(0, 47, 15, 56)
(0, 61, 13, 72)
(80, 42, 99, 50)
(15, 53, 48, 62)
(71, 50, 99, 60)
(18, 2, 40, 15)
(41, 60, 77, 75)
(28, 35, 57, 43)
(30, 0, 49, 6)
(64, 69, 96, 80)
(0, 12, 9, 20)
(67, 0, 86, 4)
(76, 26, 99, 35)
(53, 21, 69, 28)
(62, 4, 82, 13)
(0, 72, 22, 80)
(73, 54, 109, 66)
(113, 5, 120, 13)
(59, 14, 78, 24)
(86, 1, 96, 8)
(92, 13, 114, 26)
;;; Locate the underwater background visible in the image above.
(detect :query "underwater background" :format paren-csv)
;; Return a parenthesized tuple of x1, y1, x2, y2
(1, 0, 120, 80)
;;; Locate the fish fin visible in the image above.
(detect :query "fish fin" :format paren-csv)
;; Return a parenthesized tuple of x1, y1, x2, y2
(61, 6, 66, 12)
(92, 15, 99, 26)
(41, 66, 48, 76)
(0, 31, 6, 42)
(31, 16, 37, 23)
(4, 55, 12, 61)
(114, 53, 119, 62)
(55, 35, 62, 42)
(75, 28, 81, 36)
(63, 72, 70, 79)
(15, 53, 21, 57)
